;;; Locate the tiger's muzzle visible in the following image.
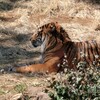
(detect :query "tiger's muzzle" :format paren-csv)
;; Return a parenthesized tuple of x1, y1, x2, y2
(31, 38, 43, 47)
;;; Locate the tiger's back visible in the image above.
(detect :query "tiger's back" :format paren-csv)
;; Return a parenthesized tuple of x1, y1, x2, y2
(64, 40, 100, 68)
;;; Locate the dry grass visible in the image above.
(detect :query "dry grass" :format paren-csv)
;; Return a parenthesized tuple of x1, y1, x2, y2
(0, 0, 100, 99)
(0, 0, 100, 40)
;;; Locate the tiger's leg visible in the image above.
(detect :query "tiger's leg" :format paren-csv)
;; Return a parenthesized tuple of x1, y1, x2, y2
(13, 63, 59, 73)
(13, 57, 61, 73)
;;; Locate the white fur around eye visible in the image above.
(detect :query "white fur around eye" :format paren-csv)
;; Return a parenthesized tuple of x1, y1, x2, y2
(38, 28, 42, 32)
(50, 25, 53, 28)
(50, 26, 55, 31)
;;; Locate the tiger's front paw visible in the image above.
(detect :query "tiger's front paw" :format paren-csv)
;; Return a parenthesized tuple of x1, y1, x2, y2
(10, 67, 17, 72)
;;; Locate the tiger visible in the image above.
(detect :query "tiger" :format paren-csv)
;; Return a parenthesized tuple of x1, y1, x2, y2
(13, 22, 100, 73)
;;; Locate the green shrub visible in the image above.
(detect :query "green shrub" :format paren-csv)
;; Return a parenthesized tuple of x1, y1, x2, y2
(46, 61, 100, 100)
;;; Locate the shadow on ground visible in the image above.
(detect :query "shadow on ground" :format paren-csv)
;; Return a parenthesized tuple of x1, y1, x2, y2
(0, 29, 41, 74)
(0, 1, 13, 11)
(77, 0, 100, 4)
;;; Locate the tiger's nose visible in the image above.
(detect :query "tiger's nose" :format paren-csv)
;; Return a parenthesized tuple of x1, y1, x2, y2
(31, 40, 39, 47)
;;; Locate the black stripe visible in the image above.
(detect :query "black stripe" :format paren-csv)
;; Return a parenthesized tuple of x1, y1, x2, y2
(95, 41, 99, 55)
(84, 42, 87, 62)
(45, 23, 49, 28)
(67, 42, 74, 61)
(46, 37, 57, 52)
(65, 42, 73, 56)
(89, 41, 95, 62)
(69, 42, 76, 64)
(87, 41, 91, 61)
(86, 41, 90, 64)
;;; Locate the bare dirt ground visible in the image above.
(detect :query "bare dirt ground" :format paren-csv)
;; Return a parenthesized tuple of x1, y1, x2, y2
(0, 0, 100, 99)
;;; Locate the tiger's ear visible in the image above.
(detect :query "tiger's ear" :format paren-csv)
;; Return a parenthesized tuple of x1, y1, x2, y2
(50, 22, 58, 32)
(50, 24, 56, 32)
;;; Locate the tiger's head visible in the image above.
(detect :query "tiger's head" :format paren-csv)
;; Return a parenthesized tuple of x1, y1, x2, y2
(30, 22, 71, 48)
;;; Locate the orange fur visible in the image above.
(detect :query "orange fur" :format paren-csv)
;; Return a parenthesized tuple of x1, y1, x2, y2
(13, 22, 100, 73)
(15, 47, 64, 73)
